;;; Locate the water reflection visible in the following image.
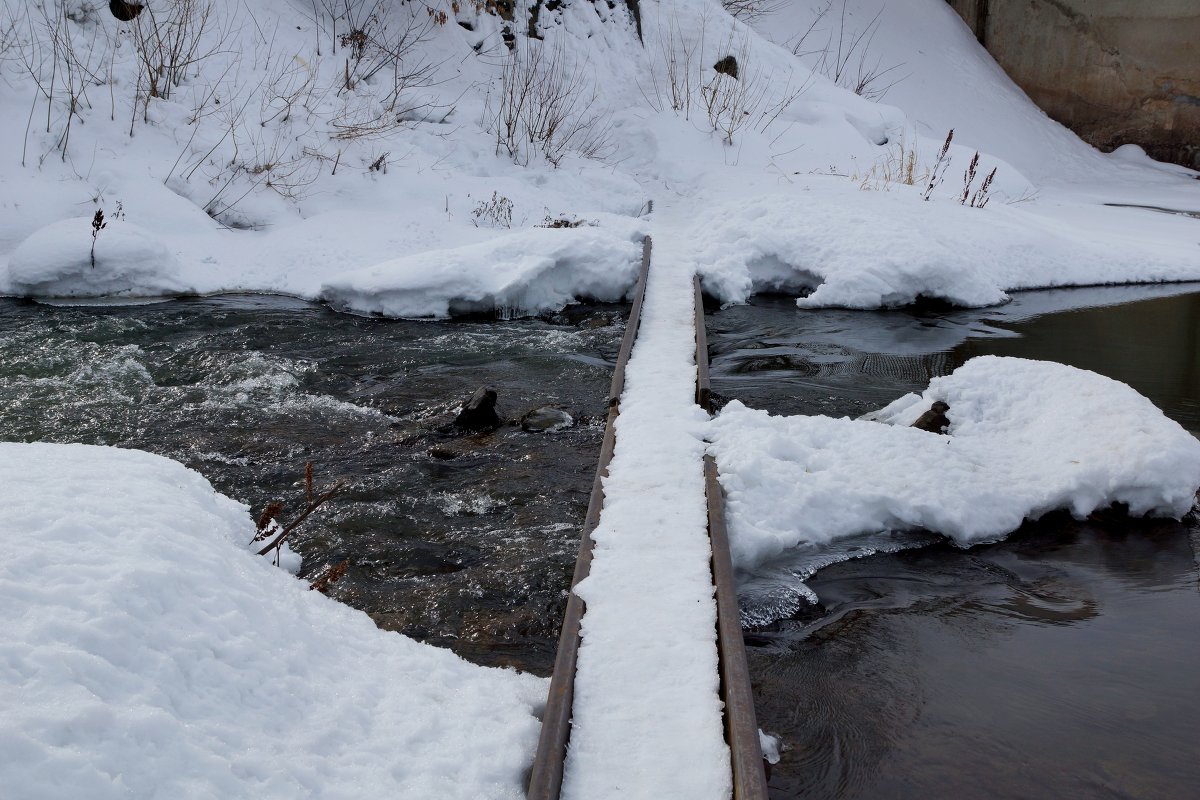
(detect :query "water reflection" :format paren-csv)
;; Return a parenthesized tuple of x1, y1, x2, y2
(707, 286, 1200, 799)
(709, 284, 1200, 431)
(751, 520, 1200, 800)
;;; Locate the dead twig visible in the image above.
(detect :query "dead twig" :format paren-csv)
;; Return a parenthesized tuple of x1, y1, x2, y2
(309, 559, 350, 593)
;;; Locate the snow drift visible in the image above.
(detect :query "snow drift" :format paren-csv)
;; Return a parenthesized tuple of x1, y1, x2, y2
(709, 356, 1200, 572)
(6, 217, 188, 298)
(0, 443, 544, 800)
(321, 220, 645, 318)
(689, 179, 1200, 309)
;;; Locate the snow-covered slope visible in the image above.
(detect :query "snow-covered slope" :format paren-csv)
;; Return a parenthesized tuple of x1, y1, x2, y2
(0, 0, 1195, 311)
(0, 442, 544, 799)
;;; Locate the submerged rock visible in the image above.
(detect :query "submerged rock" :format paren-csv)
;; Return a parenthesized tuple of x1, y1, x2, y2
(733, 355, 818, 375)
(521, 406, 574, 433)
(454, 387, 500, 431)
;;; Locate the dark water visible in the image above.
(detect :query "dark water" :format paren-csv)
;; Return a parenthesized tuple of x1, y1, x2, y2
(0, 295, 625, 673)
(707, 287, 1200, 799)
(5, 285, 1199, 797)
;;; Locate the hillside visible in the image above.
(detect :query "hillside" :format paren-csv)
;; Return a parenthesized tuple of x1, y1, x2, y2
(1, 0, 1196, 313)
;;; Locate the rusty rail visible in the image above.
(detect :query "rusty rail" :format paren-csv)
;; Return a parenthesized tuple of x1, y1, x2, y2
(695, 275, 770, 800)
(526, 236, 652, 800)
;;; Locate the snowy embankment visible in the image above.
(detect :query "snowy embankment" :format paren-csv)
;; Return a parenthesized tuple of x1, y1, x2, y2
(2, 0, 1197, 314)
(710, 356, 1200, 576)
(688, 175, 1200, 310)
(0, 443, 544, 799)
(563, 216, 729, 799)
(321, 218, 646, 318)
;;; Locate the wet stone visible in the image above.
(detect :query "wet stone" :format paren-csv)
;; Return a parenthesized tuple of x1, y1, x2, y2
(733, 354, 819, 375)
(911, 400, 951, 434)
(454, 386, 500, 431)
(521, 406, 574, 433)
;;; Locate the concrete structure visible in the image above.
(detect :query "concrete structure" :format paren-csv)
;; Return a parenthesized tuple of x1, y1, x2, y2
(946, 0, 1200, 167)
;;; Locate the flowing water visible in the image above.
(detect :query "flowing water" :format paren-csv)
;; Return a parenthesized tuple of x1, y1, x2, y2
(0, 295, 626, 673)
(4, 284, 1199, 798)
(706, 285, 1200, 800)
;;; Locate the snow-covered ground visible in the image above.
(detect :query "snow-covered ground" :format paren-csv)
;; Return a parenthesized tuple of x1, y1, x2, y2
(0, 0, 1196, 313)
(0, 442, 545, 799)
(4, 0, 1200, 796)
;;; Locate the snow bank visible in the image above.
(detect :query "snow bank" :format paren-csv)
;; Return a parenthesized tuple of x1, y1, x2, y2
(5, 217, 188, 298)
(321, 222, 644, 318)
(709, 356, 1200, 572)
(0, 443, 544, 800)
(689, 179, 1200, 309)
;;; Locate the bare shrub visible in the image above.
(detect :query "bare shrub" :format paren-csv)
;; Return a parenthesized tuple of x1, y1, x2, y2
(791, 0, 904, 101)
(472, 191, 513, 228)
(13, 2, 109, 163)
(0, 9, 19, 66)
(130, 0, 228, 103)
(701, 62, 769, 145)
(721, 0, 781, 23)
(166, 38, 333, 224)
(490, 38, 612, 167)
(323, 1, 448, 141)
(641, 18, 803, 146)
(637, 11, 701, 118)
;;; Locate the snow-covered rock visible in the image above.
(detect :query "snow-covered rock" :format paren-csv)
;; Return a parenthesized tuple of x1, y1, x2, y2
(321, 224, 644, 318)
(709, 356, 1200, 571)
(5, 217, 188, 298)
(0, 442, 544, 799)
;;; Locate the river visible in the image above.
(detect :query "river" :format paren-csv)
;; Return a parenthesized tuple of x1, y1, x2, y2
(707, 286, 1200, 800)
(2, 285, 1197, 798)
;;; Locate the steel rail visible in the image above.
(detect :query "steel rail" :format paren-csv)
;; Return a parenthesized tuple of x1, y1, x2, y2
(526, 236, 653, 800)
(695, 274, 770, 800)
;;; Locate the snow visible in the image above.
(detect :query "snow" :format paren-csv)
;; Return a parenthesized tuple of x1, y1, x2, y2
(688, 175, 1200, 309)
(2, 0, 1200, 795)
(0, 442, 545, 800)
(321, 218, 646, 319)
(1, 0, 1196, 314)
(709, 356, 1200, 575)
(7, 217, 187, 298)
(563, 211, 730, 800)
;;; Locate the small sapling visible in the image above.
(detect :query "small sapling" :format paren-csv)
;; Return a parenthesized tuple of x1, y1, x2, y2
(90, 209, 107, 268)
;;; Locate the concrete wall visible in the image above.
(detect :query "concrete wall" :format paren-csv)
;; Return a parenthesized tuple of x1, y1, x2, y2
(946, 0, 1200, 167)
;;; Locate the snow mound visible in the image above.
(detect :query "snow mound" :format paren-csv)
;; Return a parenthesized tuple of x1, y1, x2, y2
(709, 356, 1200, 571)
(690, 181, 1200, 309)
(321, 223, 645, 318)
(5, 218, 188, 298)
(0, 443, 544, 800)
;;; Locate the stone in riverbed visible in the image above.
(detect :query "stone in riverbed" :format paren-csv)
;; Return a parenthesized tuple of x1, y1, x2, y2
(520, 406, 574, 433)
(454, 387, 500, 431)
(911, 400, 951, 434)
